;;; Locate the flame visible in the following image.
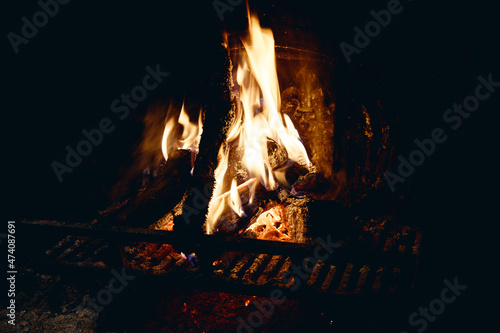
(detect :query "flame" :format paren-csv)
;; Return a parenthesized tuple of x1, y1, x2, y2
(205, 11, 311, 234)
(161, 115, 176, 162)
(205, 145, 231, 232)
(161, 102, 203, 166)
(229, 178, 245, 218)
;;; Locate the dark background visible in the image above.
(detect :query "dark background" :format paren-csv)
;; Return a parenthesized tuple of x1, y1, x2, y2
(2, 0, 498, 332)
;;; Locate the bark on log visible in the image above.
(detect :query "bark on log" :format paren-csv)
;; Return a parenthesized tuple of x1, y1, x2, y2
(173, 43, 236, 237)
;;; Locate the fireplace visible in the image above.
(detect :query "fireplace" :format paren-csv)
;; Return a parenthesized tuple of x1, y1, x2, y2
(14, 6, 419, 332)
(6, 0, 489, 332)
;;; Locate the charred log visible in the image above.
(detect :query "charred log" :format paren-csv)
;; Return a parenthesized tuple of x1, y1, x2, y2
(98, 149, 191, 228)
(274, 161, 309, 185)
(173, 43, 236, 240)
(267, 139, 289, 169)
(215, 206, 263, 235)
(292, 171, 329, 197)
(212, 181, 275, 235)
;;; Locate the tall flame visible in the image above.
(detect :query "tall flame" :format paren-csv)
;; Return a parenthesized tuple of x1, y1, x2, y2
(205, 11, 311, 234)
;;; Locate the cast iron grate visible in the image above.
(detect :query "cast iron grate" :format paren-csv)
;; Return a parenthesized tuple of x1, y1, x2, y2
(23, 220, 421, 298)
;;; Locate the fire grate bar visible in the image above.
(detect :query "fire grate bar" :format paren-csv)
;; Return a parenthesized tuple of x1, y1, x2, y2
(20, 219, 421, 298)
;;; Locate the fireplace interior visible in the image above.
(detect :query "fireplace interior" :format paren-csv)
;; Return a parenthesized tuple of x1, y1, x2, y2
(3, 0, 495, 332)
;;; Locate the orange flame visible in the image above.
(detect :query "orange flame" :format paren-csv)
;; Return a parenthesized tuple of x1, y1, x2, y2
(205, 11, 311, 234)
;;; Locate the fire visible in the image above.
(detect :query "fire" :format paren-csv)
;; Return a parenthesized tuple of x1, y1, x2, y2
(229, 179, 245, 218)
(205, 11, 311, 234)
(161, 102, 203, 167)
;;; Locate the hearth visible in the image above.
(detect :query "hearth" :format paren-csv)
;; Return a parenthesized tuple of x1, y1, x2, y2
(11, 2, 424, 332)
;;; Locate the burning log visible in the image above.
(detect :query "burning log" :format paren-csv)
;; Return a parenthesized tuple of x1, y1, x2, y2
(98, 149, 192, 228)
(226, 139, 289, 184)
(267, 139, 289, 169)
(209, 141, 309, 239)
(215, 206, 263, 235)
(173, 42, 236, 238)
(212, 139, 312, 238)
(211, 179, 268, 235)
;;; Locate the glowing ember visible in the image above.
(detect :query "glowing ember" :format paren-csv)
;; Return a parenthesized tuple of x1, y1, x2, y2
(244, 205, 292, 242)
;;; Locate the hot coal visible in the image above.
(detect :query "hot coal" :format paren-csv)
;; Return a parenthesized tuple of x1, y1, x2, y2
(243, 205, 293, 242)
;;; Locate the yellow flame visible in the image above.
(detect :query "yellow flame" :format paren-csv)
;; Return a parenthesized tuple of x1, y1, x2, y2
(205, 11, 311, 234)
(161, 116, 176, 162)
(229, 178, 245, 217)
(161, 102, 203, 163)
(206, 145, 230, 234)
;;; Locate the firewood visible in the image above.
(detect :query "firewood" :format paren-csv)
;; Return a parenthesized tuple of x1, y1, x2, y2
(173, 42, 237, 238)
(292, 171, 329, 196)
(98, 149, 192, 228)
(209, 178, 274, 235)
(273, 161, 309, 186)
(214, 204, 263, 235)
(267, 139, 289, 169)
